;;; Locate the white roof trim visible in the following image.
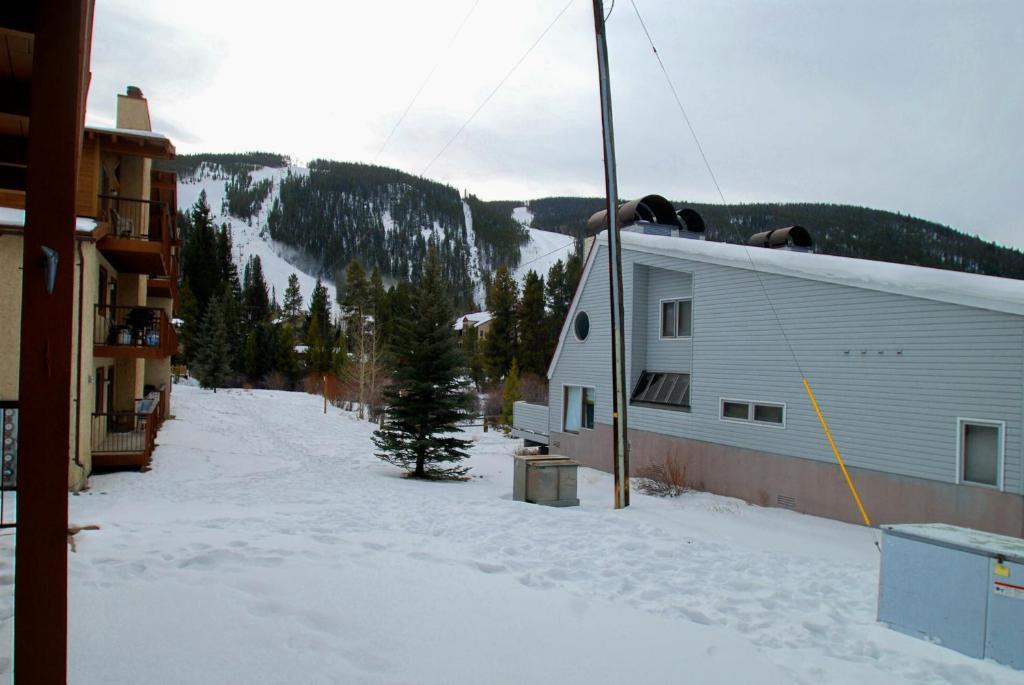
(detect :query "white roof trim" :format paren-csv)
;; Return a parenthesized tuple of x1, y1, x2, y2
(608, 230, 1024, 317)
(546, 243, 600, 380)
(85, 125, 171, 141)
(0, 207, 98, 233)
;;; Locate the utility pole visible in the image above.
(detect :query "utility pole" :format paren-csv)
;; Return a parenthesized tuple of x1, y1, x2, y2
(590, 0, 630, 509)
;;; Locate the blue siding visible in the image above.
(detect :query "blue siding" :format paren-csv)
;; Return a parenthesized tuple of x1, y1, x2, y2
(549, 244, 1024, 494)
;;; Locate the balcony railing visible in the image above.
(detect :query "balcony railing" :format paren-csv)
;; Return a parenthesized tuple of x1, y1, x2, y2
(512, 400, 550, 445)
(98, 194, 171, 242)
(94, 304, 177, 356)
(91, 385, 168, 464)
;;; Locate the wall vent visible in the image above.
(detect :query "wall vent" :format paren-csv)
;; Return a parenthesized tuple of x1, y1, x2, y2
(776, 494, 797, 510)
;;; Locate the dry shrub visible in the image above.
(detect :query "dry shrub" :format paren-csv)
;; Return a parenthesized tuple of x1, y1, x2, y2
(263, 372, 287, 390)
(518, 373, 548, 404)
(634, 458, 689, 497)
(481, 384, 503, 419)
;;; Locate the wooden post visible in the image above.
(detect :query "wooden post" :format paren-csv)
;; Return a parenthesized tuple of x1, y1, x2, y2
(590, 0, 630, 508)
(15, 2, 94, 682)
(323, 375, 327, 414)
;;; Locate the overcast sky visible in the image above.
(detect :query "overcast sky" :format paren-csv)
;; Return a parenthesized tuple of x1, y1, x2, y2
(86, 0, 1023, 248)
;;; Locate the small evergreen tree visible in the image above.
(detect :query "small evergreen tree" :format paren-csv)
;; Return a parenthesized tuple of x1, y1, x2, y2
(242, 255, 271, 325)
(275, 323, 301, 387)
(500, 358, 521, 429)
(307, 278, 331, 335)
(516, 270, 547, 376)
(282, 273, 304, 327)
(484, 265, 518, 381)
(194, 296, 232, 392)
(373, 247, 473, 479)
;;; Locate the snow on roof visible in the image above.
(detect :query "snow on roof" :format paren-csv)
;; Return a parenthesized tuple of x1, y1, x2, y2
(84, 124, 171, 142)
(0, 207, 98, 233)
(603, 230, 1024, 317)
(453, 311, 493, 330)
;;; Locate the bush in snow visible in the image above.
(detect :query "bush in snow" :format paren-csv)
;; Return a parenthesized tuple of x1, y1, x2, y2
(373, 246, 473, 479)
(634, 459, 690, 498)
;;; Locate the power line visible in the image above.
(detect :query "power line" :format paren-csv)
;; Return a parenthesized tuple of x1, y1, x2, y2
(630, 0, 878, 536)
(421, 0, 578, 176)
(628, 0, 805, 379)
(374, 0, 484, 164)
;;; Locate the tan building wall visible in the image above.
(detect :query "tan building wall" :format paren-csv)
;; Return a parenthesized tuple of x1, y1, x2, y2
(0, 236, 23, 401)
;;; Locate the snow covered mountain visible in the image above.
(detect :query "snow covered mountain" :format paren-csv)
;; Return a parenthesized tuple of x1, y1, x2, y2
(174, 158, 575, 312)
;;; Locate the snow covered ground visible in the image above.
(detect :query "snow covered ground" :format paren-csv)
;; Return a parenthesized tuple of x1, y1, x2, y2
(1, 386, 1016, 683)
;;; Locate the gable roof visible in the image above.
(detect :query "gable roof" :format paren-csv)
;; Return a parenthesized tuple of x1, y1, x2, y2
(616, 230, 1024, 317)
(546, 229, 1024, 379)
(453, 311, 493, 331)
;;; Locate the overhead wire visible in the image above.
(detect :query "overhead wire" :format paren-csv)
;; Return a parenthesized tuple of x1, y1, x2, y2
(373, 0, 484, 164)
(420, 0, 578, 176)
(628, 0, 877, 536)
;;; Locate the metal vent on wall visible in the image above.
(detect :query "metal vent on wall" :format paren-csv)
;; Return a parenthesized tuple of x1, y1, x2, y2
(777, 494, 796, 510)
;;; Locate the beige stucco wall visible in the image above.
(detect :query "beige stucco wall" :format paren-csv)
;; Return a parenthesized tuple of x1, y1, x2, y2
(68, 242, 101, 489)
(0, 236, 22, 401)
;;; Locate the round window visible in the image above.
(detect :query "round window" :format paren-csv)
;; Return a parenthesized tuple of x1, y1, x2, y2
(574, 311, 590, 341)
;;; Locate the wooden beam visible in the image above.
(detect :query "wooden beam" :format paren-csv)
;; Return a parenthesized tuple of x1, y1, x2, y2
(15, 1, 92, 683)
(0, 134, 29, 166)
(0, 80, 31, 118)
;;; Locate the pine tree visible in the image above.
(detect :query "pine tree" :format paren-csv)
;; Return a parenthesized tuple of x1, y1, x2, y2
(275, 323, 301, 387)
(373, 247, 473, 479)
(242, 255, 271, 325)
(500, 358, 521, 429)
(282, 273, 304, 327)
(516, 270, 546, 376)
(307, 278, 331, 335)
(462, 323, 485, 390)
(179, 282, 200, 364)
(194, 295, 232, 392)
(484, 265, 518, 381)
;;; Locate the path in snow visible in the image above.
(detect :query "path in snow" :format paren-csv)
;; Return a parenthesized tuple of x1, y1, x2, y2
(0, 386, 1016, 683)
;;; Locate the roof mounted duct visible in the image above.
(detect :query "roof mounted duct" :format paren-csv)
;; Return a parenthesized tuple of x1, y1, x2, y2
(676, 208, 705, 239)
(749, 225, 813, 252)
(586, 194, 680, 237)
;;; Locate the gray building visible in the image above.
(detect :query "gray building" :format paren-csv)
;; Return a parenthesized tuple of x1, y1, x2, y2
(513, 203, 1024, 537)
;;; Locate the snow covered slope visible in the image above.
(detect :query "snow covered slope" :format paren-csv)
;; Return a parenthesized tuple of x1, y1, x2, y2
(512, 205, 575, 282)
(177, 164, 340, 315)
(176, 167, 573, 312)
(1, 385, 1014, 682)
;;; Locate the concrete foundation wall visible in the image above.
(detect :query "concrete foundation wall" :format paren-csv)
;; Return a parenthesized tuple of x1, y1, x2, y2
(550, 423, 1024, 538)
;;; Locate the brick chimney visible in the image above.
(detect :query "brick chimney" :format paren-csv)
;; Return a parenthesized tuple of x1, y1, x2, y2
(116, 85, 152, 131)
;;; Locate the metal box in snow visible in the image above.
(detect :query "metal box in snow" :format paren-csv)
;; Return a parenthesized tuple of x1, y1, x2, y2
(878, 523, 1024, 670)
(513, 455, 579, 507)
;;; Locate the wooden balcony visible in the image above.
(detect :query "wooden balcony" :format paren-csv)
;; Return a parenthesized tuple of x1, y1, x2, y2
(91, 385, 168, 470)
(94, 305, 178, 359)
(96, 195, 175, 276)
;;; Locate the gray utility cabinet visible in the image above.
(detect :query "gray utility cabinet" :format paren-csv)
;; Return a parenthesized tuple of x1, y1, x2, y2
(878, 523, 1024, 670)
(513, 455, 579, 507)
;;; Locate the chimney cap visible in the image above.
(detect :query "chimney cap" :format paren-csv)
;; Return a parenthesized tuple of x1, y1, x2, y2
(126, 85, 144, 98)
(749, 225, 813, 250)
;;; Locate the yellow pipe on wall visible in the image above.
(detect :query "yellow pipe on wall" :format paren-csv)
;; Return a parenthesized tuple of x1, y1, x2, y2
(802, 378, 873, 527)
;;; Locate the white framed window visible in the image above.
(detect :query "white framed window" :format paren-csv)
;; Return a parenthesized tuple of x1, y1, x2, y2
(659, 298, 692, 339)
(563, 385, 595, 433)
(720, 399, 785, 427)
(957, 418, 1004, 489)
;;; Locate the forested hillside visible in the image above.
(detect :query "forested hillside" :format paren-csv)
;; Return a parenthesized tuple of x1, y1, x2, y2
(527, 197, 1024, 280)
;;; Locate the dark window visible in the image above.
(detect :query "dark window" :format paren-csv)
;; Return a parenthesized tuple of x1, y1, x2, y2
(631, 371, 690, 409)
(722, 400, 785, 426)
(661, 299, 691, 338)
(962, 422, 1000, 487)
(722, 401, 749, 421)
(574, 311, 590, 341)
(753, 404, 784, 424)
